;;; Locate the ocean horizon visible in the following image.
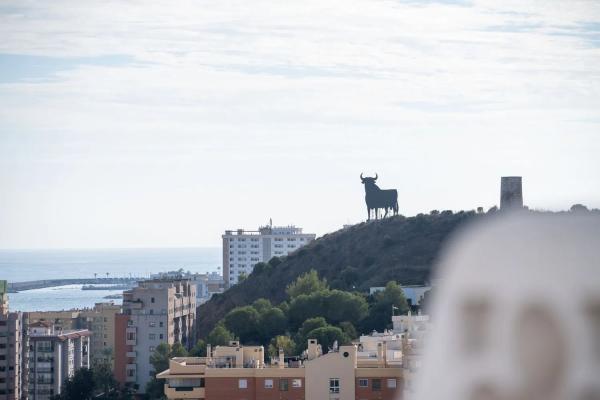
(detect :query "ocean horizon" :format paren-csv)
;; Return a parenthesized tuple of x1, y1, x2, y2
(0, 246, 222, 283)
(0, 247, 222, 312)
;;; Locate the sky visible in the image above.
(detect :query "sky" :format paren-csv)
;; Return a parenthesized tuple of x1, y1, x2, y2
(0, 0, 599, 249)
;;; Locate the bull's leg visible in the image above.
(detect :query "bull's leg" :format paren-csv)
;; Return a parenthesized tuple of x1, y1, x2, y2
(384, 207, 389, 218)
(367, 207, 371, 221)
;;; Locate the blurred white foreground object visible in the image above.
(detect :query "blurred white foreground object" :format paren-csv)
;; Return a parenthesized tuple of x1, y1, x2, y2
(414, 213, 600, 400)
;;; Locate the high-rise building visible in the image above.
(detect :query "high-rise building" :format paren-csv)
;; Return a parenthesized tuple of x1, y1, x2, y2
(114, 279, 196, 393)
(0, 280, 28, 400)
(80, 302, 121, 367)
(500, 176, 523, 210)
(223, 224, 316, 286)
(27, 322, 90, 400)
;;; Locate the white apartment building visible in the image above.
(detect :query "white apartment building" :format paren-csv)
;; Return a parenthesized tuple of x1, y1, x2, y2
(223, 224, 316, 286)
(28, 321, 90, 400)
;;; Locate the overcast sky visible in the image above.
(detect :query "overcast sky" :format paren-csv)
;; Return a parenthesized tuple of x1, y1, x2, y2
(1, 0, 599, 249)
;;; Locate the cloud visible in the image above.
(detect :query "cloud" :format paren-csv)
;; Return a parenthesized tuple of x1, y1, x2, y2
(0, 0, 599, 248)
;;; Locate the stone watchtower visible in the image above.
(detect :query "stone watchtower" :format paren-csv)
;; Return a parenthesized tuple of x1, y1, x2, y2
(500, 176, 523, 210)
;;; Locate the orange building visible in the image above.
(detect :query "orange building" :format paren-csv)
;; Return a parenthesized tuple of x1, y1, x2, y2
(157, 338, 403, 400)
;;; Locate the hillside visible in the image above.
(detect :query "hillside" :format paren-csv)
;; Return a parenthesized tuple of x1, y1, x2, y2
(197, 210, 479, 337)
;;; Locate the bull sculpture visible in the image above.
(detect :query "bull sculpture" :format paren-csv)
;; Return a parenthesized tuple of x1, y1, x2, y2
(360, 173, 399, 220)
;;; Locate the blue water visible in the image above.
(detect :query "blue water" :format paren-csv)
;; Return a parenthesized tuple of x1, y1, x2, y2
(0, 247, 221, 312)
(9, 285, 124, 312)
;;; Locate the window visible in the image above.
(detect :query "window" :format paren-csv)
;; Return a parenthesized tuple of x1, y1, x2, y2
(264, 379, 273, 389)
(149, 346, 155, 352)
(387, 378, 397, 389)
(372, 379, 381, 391)
(159, 322, 164, 327)
(279, 379, 289, 391)
(149, 321, 156, 327)
(238, 379, 247, 389)
(151, 297, 155, 303)
(159, 334, 164, 340)
(149, 334, 156, 340)
(359, 378, 368, 387)
(329, 378, 340, 394)
(126, 332, 135, 341)
(292, 379, 302, 388)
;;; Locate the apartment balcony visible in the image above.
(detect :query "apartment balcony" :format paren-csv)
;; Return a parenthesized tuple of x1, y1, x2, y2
(126, 351, 136, 358)
(125, 327, 137, 345)
(123, 300, 143, 310)
(125, 364, 137, 383)
(164, 383, 205, 400)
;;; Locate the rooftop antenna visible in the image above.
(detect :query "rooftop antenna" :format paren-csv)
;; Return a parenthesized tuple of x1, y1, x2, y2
(270, 218, 273, 228)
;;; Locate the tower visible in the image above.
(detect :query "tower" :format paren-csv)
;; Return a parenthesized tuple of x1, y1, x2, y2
(500, 176, 523, 210)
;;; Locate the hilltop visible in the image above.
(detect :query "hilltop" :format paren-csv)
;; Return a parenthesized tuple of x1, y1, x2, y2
(197, 210, 480, 337)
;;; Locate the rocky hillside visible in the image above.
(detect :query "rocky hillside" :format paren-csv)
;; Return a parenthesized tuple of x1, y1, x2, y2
(197, 210, 479, 337)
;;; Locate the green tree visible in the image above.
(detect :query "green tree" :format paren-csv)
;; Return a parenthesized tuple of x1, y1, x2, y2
(146, 343, 189, 399)
(52, 368, 95, 400)
(252, 298, 273, 313)
(206, 323, 235, 346)
(287, 289, 368, 329)
(360, 281, 409, 332)
(305, 326, 349, 353)
(297, 317, 328, 339)
(294, 317, 328, 353)
(268, 335, 296, 359)
(286, 269, 328, 299)
(323, 290, 368, 325)
(93, 363, 117, 398)
(259, 307, 287, 343)
(51, 366, 132, 400)
(189, 339, 207, 357)
(277, 301, 290, 316)
(224, 306, 260, 343)
(149, 343, 171, 376)
(338, 321, 357, 340)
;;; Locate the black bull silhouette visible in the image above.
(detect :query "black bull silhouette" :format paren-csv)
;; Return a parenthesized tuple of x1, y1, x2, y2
(360, 173, 399, 220)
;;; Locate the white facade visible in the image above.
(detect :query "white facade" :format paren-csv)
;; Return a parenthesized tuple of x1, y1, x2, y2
(28, 322, 90, 400)
(223, 225, 316, 286)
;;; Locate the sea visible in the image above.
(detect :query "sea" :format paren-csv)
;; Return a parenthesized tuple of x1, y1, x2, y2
(0, 247, 221, 312)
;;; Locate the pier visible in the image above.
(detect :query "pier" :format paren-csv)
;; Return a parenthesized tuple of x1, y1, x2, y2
(7, 277, 142, 293)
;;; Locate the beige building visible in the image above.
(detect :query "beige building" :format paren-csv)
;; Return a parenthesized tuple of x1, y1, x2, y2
(392, 312, 430, 398)
(0, 281, 28, 400)
(115, 279, 196, 393)
(28, 302, 122, 367)
(27, 311, 81, 333)
(28, 322, 90, 400)
(79, 302, 121, 366)
(157, 337, 403, 400)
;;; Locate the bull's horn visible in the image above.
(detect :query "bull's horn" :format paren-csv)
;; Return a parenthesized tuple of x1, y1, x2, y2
(360, 173, 364, 180)
(374, 173, 378, 180)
